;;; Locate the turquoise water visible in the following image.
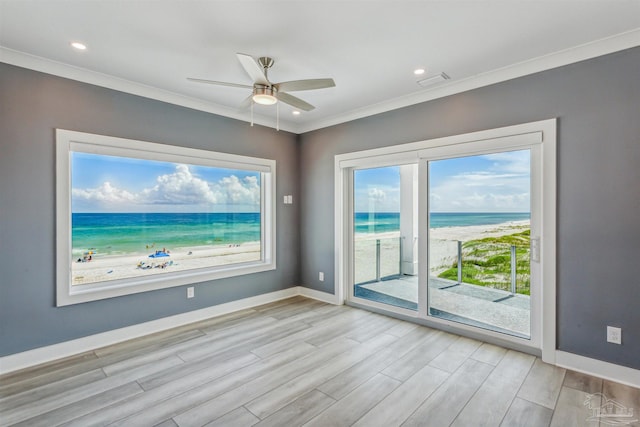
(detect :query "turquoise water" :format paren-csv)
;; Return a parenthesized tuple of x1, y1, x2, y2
(72, 213, 260, 256)
(72, 212, 530, 256)
(354, 212, 530, 234)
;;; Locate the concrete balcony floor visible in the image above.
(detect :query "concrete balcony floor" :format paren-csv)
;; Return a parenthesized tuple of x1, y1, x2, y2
(356, 275, 530, 338)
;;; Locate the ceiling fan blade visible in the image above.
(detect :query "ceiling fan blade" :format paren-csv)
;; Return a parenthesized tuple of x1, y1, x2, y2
(236, 53, 269, 85)
(238, 94, 253, 111)
(276, 92, 315, 111)
(275, 78, 335, 93)
(187, 78, 252, 89)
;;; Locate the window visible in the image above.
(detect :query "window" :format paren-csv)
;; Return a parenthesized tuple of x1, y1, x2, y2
(56, 130, 276, 306)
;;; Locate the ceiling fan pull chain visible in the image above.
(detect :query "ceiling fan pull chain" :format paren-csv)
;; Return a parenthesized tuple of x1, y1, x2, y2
(250, 99, 254, 127)
(276, 101, 280, 131)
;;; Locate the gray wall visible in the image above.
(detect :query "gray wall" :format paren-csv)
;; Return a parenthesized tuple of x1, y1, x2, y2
(0, 63, 300, 357)
(299, 47, 640, 370)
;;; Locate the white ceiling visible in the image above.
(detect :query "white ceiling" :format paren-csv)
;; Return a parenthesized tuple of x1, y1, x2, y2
(1, 1, 639, 133)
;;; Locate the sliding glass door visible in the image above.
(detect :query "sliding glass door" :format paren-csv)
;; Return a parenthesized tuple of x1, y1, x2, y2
(352, 165, 418, 310)
(340, 121, 554, 351)
(426, 150, 532, 338)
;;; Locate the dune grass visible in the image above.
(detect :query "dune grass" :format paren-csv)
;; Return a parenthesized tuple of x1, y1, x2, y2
(438, 229, 531, 295)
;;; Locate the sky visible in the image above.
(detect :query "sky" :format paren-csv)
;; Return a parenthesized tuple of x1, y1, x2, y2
(354, 149, 530, 213)
(71, 152, 261, 213)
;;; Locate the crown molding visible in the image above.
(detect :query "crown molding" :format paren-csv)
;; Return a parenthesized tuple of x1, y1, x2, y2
(0, 47, 298, 133)
(295, 28, 640, 134)
(2, 27, 639, 135)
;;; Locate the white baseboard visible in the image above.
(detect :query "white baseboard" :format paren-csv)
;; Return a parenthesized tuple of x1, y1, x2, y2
(1, 286, 334, 375)
(297, 286, 341, 305)
(555, 350, 640, 389)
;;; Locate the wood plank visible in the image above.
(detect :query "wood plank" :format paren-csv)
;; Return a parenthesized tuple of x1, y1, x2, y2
(315, 344, 401, 400)
(305, 373, 400, 427)
(450, 350, 535, 427)
(254, 390, 335, 427)
(500, 397, 553, 427)
(93, 328, 205, 358)
(315, 324, 438, 399)
(382, 330, 457, 380)
(137, 346, 253, 391)
(549, 386, 596, 427)
(304, 311, 378, 347)
(106, 344, 317, 427)
(470, 342, 508, 366)
(384, 320, 419, 337)
(344, 313, 399, 343)
(351, 365, 449, 427)
(602, 380, 640, 418)
(177, 317, 307, 362)
(253, 296, 308, 311)
(402, 358, 494, 427)
(296, 304, 349, 325)
(1, 355, 183, 426)
(191, 319, 311, 364)
(0, 351, 97, 390)
(10, 382, 143, 427)
(172, 338, 360, 427)
(0, 353, 101, 397)
(202, 407, 259, 427)
(0, 368, 106, 412)
(250, 309, 378, 359)
(562, 370, 602, 394)
(59, 352, 259, 427)
(257, 299, 326, 320)
(426, 335, 482, 374)
(517, 358, 565, 409)
(244, 334, 397, 420)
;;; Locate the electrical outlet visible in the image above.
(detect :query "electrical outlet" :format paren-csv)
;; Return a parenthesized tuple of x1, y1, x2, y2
(607, 326, 621, 344)
(187, 287, 194, 299)
(319, 272, 324, 281)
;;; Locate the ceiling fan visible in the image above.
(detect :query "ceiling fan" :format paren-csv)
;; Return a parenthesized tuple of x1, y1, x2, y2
(188, 53, 335, 112)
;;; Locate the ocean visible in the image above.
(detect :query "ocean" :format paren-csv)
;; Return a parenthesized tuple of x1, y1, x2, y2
(72, 213, 261, 256)
(354, 212, 530, 234)
(72, 212, 530, 256)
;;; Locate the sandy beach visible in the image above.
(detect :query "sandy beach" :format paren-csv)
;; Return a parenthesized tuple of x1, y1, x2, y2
(354, 220, 529, 284)
(73, 220, 529, 287)
(72, 242, 261, 286)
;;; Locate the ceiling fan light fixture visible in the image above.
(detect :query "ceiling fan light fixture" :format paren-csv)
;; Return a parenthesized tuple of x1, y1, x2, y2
(253, 86, 277, 105)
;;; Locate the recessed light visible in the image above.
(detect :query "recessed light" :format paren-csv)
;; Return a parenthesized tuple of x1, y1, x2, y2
(70, 41, 87, 51)
(292, 111, 301, 116)
(414, 68, 426, 76)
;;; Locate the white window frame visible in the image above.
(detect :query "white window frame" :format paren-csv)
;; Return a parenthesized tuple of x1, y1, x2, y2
(335, 119, 556, 361)
(56, 129, 276, 306)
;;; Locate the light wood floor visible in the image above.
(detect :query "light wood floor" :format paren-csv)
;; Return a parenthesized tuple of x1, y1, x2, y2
(1, 296, 639, 427)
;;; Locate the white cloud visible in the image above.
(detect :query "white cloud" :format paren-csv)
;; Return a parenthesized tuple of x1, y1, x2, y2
(141, 164, 218, 205)
(368, 187, 386, 202)
(213, 175, 260, 205)
(430, 151, 531, 212)
(354, 186, 401, 212)
(72, 181, 136, 204)
(73, 164, 261, 212)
